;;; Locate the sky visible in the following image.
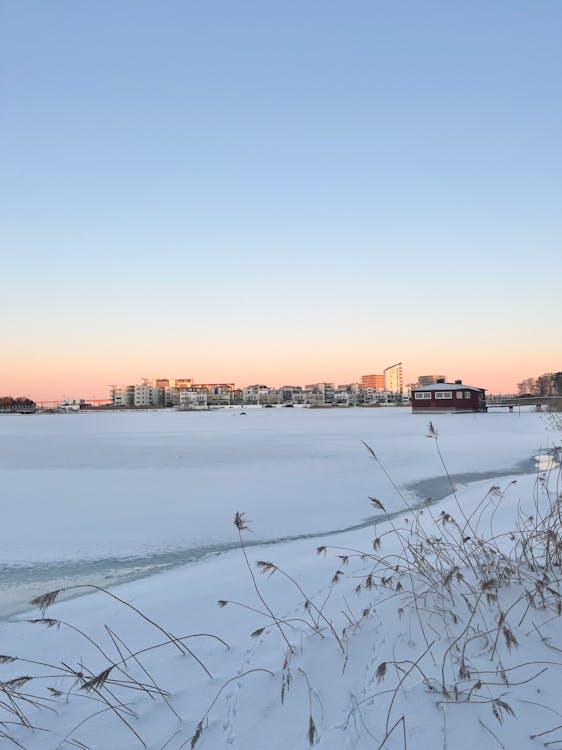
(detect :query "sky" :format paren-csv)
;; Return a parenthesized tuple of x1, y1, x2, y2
(1, 1, 561, 400)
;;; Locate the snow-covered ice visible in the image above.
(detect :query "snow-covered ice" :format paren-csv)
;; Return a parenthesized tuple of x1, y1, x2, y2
(0, 408, 547, 564)
(0, 408, 545, 614)
(0, 407, 560, 749)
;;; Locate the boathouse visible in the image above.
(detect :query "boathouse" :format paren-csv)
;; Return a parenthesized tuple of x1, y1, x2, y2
(411, 379, 486, 413)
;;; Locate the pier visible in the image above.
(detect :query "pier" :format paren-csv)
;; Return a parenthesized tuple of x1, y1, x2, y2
(486, 395, 561, 412)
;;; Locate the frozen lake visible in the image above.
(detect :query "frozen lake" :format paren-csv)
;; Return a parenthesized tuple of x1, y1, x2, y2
(0, 407, 552, 616)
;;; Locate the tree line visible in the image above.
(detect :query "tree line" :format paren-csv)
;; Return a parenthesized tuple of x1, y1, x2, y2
(0, 396, 37, 408)
(517, 371, 562, 396)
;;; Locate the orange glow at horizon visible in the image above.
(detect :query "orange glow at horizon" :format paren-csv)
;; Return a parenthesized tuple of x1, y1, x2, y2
(3, 357, 557, 403)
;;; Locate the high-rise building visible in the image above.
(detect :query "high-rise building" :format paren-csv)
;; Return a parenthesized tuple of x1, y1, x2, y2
(383, 362, 403, 394)
(361, 374, 384, 390)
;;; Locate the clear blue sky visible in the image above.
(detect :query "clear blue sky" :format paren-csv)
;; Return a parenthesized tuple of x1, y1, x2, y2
(2, 1, 561, 398)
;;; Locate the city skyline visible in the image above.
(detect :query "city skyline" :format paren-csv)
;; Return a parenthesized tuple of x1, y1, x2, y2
(4, 361, 550, 403)
(2, 2, 561, 402)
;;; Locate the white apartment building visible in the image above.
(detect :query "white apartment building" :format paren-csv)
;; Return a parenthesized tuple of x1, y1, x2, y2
(278, 386, 302, 404)
(134, 383, 158, 407)
(383, 363, 404, 394)
(305, 383, 335, 404)
(111, 383, 162, 407)
(333, 389, 355, 406)
(178, 390, 208, 409)
(243, 385, 270, 405)
(297, 389, 325, 406)
(110, 385, 135, 407)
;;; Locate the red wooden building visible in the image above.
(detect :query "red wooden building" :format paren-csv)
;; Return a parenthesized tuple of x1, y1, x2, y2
(411, 379, 486, 413)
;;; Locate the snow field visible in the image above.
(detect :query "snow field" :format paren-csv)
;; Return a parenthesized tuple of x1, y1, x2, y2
(0, 408, 560, 749)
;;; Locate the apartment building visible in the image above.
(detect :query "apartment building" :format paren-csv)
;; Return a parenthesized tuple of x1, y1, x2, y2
(178, 390, 208, 409)
(109, 383, 161, 407)
(383, 363, 403, 394)
(277, 386, 302, 404)
(305, 383, 335, 404)
(109, 372, 411, 409)
(134, 383, 157, 407)
(243, 385, 270, 405)
(110, 385, 135, 407)
(361, 374, 384, 390)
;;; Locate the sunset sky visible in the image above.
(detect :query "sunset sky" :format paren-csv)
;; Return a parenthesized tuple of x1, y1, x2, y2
(2, 1, 561, 401)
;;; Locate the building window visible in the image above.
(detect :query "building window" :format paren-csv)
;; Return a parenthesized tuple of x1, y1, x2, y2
(435, 391, 453, 399)
(414, 392, 431, 400)
(464, 392, 472, 399)
(456, 392, 463, 399)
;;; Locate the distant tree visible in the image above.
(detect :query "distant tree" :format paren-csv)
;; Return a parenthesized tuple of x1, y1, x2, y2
(517, 377, 537, 395)
(536, 373, 555, 396)
(14, 397, 35, 407)
(517, 372, 562, 397)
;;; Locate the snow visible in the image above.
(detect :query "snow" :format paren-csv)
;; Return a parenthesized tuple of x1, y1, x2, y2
(0, 407, 560, 749)
(0, 409, 548, 566)
(412, 382, 479, 391)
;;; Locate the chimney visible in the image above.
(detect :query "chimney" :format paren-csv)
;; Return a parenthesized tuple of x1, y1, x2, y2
(455, 379, 462, 385)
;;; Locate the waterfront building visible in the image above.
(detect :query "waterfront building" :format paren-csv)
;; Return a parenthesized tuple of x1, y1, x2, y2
(0, 396, 37, 413)
(134, 383, 158, 407)
(178, 390, 208, 409)
(108, 372, 416, 410)
(110, 385, 135, 407)
(243, 385, 270, 405)
(278, 386, 302, 404)
(56, 399, 88, 411)
(411, 379, 487, 413)
(384, 363, 403, 394)
(305, 383, 335, 404)
(361, 374, 384, 390)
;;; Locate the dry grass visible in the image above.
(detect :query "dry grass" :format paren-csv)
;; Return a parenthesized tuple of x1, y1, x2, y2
(4, 428, 562, 749)
(0, 588, 231, 749)
(547, 398, 562, 414)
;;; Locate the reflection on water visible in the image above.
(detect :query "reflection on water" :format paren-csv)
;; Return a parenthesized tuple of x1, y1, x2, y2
(4, 457, 539, 620)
